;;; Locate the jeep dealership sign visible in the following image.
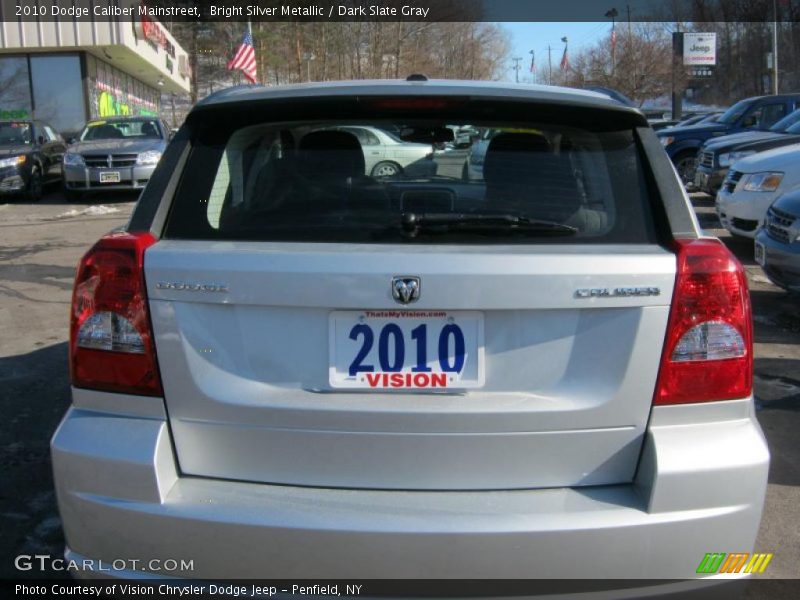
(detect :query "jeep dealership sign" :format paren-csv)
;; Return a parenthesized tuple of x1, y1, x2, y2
(683, 32, 716, 66)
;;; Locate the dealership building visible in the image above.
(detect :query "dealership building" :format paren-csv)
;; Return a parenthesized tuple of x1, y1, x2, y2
(0, 2, 190, 137)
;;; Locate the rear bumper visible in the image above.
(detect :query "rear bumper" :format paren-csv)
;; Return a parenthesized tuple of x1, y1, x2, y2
(51, 390, 769, 581)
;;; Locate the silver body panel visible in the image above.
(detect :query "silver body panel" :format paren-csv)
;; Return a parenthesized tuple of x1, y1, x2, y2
(145, 242, 675, 490)
(52, 390, 769, 580)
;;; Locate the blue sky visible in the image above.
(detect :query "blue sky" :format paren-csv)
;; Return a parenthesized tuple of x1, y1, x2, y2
(501, 22, 613, 83)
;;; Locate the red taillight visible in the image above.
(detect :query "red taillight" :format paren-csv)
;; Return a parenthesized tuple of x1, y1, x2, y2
(654, 238, 752, 405)
(69, 231, 162, 396)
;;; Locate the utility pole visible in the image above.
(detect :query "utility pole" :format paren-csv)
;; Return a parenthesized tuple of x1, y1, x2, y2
(626, 4, 632, 37)
(529, 49, 535, 84)
(772, 0, 779, 94)
(512, 57, 522, 83)
(627, 4, 636, 95)
(671, 25, 683, 121)
(605, 8, 618, 75)
(547, 45, 552, 85)
(302, 52, 316, 82)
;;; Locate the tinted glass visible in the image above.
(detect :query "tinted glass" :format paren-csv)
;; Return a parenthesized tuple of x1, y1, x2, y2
(718, 99, 752, 125)
(0, 57, 32, 121)
(0, 122, 32, 146)
(30, 55, 84, 136)
(166, 114, 657, 245)
(43, 125, 60, 141)
(784, 121, 800, 134)
(759, 103, 787, 129)
(769, 109, 800, 132)
(80, 119, 162, 140)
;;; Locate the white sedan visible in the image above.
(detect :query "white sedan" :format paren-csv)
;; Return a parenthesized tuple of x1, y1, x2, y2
(338, 126, 434, 177)
(716, 142, 800, 238)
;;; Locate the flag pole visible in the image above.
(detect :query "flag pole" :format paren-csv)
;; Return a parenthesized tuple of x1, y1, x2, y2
(772, 0, 779, 94)
(248, 19, 255, 84)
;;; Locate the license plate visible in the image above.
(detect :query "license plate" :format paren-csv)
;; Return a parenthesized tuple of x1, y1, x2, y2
(754, 241, 766, 267)
(99, 171, 120, 183)
(329, 310, 484, 389)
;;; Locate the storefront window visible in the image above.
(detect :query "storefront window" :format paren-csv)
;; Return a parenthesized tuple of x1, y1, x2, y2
(30, 55, 84, 136)
(89, 57, 160, 119)
(0, 57, 33, 120)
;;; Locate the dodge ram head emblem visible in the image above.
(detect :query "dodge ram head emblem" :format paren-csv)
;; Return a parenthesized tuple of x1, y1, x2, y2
(392, 276, 421, 305)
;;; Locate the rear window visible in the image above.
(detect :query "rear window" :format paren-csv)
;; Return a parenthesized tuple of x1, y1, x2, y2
(165, 105, 657, 244)
(0, 122, 32, 145)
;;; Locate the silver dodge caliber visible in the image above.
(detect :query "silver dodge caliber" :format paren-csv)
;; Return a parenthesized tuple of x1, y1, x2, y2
(52, 80, 768, 593)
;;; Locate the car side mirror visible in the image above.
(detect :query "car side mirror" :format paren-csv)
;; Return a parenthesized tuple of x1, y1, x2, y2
(67, 137, 77, 145)
(38, 135, 45, 145)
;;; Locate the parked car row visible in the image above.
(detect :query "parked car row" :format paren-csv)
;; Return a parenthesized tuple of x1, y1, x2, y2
(0, 116, 172, 201)
(656, 94, 800, 294)
(658, 93, 800, 184)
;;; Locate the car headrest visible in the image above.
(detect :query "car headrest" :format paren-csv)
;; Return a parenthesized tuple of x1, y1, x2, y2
(141, 122, 158, 137)
(95, 124, 123, 139)
(483, 132, 551, 185)
(298, 130, 365, 180)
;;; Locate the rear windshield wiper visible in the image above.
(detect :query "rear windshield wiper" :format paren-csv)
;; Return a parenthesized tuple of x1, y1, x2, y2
(400, 212, 578, 237)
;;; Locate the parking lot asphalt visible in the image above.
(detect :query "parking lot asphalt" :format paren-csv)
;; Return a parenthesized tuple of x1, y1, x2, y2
(0, 189, 797, 583)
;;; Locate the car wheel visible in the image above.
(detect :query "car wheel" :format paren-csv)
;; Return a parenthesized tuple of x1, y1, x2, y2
(674, 151, 698, 186)
(25, 167, 43, 202)
(371, 161, 402, 178)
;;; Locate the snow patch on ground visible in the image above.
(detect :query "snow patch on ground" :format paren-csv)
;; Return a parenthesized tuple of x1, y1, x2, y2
(50, 205, 120, 220)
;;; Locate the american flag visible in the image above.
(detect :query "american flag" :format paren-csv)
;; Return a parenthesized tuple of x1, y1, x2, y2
(560, 47, 569, 70)
(227, 30, 257, 83)
(560, 37, 569, 71)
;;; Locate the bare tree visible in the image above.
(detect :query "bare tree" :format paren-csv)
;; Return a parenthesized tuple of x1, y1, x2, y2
(556, 23, 687, 106)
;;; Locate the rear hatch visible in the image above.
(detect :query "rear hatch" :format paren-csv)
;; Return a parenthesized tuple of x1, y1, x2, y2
(146, 93, 676, 490)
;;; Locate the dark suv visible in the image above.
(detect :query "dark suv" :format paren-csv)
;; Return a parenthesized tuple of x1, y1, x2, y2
(694, 109, 800, 195)
(657, 94, 800, 184)
(0, 120, 66, 201)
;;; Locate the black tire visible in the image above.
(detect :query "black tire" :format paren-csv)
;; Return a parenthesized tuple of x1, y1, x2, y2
(673, 151, 699, 186)
(371, 161, 402, 178)
(25, 167, 43, 202)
